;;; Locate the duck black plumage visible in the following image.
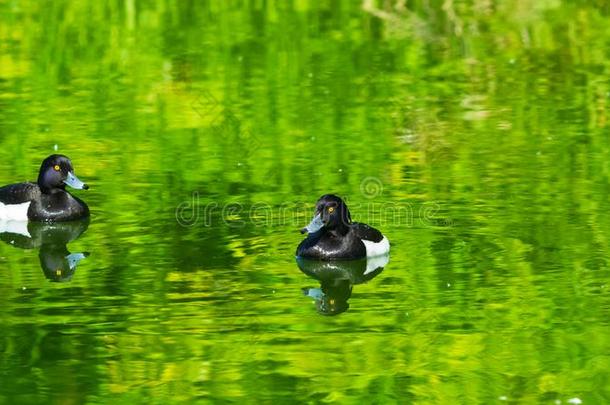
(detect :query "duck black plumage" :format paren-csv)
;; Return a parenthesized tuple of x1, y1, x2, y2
(0, 154, 89, 222)
(296, 194, 389, 260)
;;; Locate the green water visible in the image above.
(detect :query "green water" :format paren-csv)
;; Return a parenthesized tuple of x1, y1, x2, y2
(1, 1, 609, 403)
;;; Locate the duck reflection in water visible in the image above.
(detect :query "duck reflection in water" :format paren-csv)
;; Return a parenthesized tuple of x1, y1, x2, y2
(296, 254, 389, 315)
(0, 219, 90, 282)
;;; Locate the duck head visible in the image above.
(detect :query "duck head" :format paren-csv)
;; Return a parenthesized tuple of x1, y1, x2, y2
(301, 194, 351, 235)
(37, 154, 89, 194)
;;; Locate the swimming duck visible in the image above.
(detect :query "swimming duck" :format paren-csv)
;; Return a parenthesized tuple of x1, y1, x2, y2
(297, 194, 390, 260)
(0, 154, 89, 222)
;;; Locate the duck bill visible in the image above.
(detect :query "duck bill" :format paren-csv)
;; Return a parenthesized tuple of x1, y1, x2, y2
(64, 172, 89, 190)
(301, 213, 324, 234)
(66, 252, 89, 270)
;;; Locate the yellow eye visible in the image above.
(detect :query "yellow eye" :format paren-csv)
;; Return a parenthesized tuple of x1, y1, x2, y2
(53, 165, 61, 171)
(328, 207, 334, 213)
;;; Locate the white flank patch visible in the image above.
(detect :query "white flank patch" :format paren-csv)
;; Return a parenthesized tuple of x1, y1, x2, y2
(0, 201, 31, 238)
(362, 235, 390, 258)
(0, 201, 31, 221)
(365, 253, 390, 275)
(0, 219, 31, 238)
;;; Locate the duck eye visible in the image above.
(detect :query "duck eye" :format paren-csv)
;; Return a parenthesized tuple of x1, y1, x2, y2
(328, 207, 334, 213)
(53, 165, 61, 172)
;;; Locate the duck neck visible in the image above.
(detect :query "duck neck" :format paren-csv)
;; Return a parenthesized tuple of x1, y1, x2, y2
(38, 182, 65, 195)
(327, 223, 350, 237)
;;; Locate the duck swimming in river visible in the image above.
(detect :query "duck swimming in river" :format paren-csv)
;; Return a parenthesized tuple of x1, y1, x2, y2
(297, 194, 390, 260)
(0, 154, 89, 222)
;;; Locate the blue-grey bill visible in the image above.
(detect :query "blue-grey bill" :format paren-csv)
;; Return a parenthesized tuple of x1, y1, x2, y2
(64, 172, 89, 190)
(303, 287, 324, 300)
(66, 252, 88, 270)
(302, 214, 324, 234)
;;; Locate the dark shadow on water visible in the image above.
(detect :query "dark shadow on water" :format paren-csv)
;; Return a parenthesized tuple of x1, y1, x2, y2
(296, 255, 389, 316)
(0, 219, 90, 282)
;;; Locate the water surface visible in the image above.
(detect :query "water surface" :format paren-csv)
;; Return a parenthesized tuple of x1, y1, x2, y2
(1, 1, 609, 403)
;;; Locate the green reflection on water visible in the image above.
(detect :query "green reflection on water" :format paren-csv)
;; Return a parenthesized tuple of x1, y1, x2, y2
(1, 1, 609, 403)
